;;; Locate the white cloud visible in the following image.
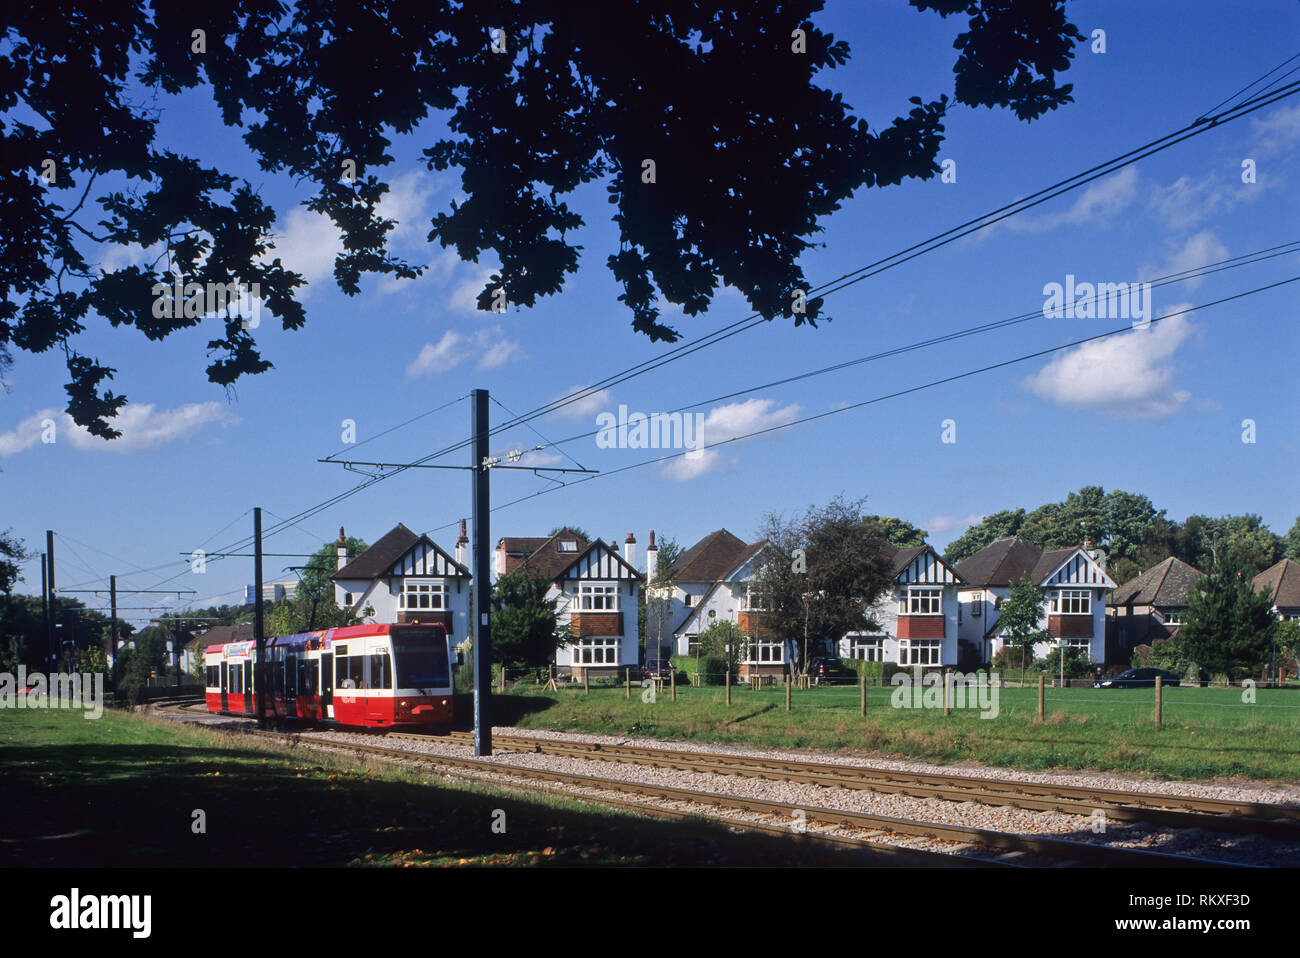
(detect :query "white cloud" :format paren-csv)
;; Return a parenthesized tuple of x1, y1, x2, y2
(1022, 308, 1196, 419)
(547, 387, 615, 421)
(0, 402, 236, 457)
(377, 169, 443, 248)
(446, 265, 498, 315)
(660, 397, 801, 481)
(404, 325, 522, 378)
(267, 208, 342, 287)
(1008, 167, 1140, 233)
(924, 513, 985, 536)
(1140, 231, 1229, 290)
(1249, 100, 1300, 160)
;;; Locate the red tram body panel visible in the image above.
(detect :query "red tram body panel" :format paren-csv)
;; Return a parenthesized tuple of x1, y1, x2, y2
(204, 623, 454, 729)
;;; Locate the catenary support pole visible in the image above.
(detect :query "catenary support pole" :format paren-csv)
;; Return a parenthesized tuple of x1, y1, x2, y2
(471, 389, 492, 756)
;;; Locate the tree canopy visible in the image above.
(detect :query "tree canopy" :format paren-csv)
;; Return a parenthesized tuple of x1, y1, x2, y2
(4, 1, 1084, 436)
(754, 494, 896, 673)
(943, 486, 1286, 581)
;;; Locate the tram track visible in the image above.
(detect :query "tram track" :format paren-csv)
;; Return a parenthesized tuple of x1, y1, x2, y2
(389, 729, 1300, 842)
(152, 701, 1258, 868)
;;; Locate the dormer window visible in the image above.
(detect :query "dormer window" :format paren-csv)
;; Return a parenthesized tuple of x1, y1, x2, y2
(559, 540, 579, 553)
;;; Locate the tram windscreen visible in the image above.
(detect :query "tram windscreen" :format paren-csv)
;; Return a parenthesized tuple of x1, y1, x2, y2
(392, 630, 451, 690)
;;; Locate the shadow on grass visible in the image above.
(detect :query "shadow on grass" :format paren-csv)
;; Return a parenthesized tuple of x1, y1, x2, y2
(0, 740, 918, 868)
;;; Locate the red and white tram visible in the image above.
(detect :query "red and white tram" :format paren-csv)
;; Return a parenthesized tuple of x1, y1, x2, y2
(204, 623, 454, 728)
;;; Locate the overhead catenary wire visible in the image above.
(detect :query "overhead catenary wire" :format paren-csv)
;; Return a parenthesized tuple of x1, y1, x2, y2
(419, 272, 1300, 535)
(89, 78, 1300, 599)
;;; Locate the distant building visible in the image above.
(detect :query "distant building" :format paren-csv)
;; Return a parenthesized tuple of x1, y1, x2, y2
(1106, 557, 1205, 661)
(1254, 558, 1300, 621)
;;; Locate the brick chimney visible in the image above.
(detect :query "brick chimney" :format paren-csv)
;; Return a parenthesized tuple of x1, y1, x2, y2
(623, 532, 637, 570)
(336, 527, 347, 571)
(645, 530, 658, 585)
(456, 519, 468, 567)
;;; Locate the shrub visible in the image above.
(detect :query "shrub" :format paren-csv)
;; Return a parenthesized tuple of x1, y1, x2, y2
(698, 655, 728, 686)
(1042, 646, 1091, 680)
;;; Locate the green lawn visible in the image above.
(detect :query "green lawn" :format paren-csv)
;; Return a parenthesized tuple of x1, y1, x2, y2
(490, 681, 1300, 783)
(0, 708, 886, 867)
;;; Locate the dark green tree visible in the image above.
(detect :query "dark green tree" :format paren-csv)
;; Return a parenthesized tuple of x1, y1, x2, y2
(860, 515, 928, 547)
(3, 1, 1084, 435)
(1286, 517, 1300, 561)
(755, 494, 895, 675)
(1173, 549, 1277, 681)
(943, 509, 1027, 564)
(697, 619, 744, 682)
(489, 568, 570, 672)
(0, 529, 29, 596)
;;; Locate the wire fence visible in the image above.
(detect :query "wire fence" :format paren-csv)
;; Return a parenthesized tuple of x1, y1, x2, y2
(483, 664, 1300, 731)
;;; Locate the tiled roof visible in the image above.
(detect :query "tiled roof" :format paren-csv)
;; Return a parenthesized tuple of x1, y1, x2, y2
(674, 529, 750, 582)
(1254, 558, 1300, 610)
(333, 524, 419, 580)
(1110, 556, 1205, 608)
(1030, 547, 1082, 583)
(954, 536, 1043, 587)
(509, 528, 590, 581)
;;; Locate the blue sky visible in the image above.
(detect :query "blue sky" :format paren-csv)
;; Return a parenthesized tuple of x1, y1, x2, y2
(6, 1, 1299, 626)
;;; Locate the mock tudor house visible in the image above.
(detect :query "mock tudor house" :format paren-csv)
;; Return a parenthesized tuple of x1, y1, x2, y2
(331, 523, 472, 641)
(955, 536, 1116, 665)
(839, 542, 966, 668)
(495, 529, 644, 678)
(1253, 558, 1300, 621)
(1106, 556, 1205, 661)
(663, 531, 779, 678)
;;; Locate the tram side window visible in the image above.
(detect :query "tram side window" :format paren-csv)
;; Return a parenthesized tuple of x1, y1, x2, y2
(367, 653, 391, 690)
(285, 656, 297, 696)
(337, 655, 364, 689)
(299, 658, 317, 696)
(230, 666, 241, 695)
(206, 666, 219, 687)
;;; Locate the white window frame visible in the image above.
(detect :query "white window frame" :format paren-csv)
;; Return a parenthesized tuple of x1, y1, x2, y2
(559, 539, 579, 553)
(683, 593, 695, 608)
(1058, 636, 1092, 660)
(1161, 609, 1184, 625)
(579, 582, 619, 612)
(400, 578, 445, 611)
(1051, 589, 1091, 615)
(849, 635, 884, 662)
(574, 636, 619, 665)
(901, 587, 942, 616)
(897, 638, 941, 666)
(739, 584, 769, 612)
(743, 640, 784, 664)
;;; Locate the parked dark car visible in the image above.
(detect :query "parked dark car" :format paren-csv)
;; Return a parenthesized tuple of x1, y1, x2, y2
(1093, 668, 1181, 688)
(807, 656, 856, 685)
(641, 657, 675, 681)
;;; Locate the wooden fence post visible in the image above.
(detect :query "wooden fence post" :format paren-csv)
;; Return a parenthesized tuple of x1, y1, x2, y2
(726, 669, 731, 706)
(944, 671, 951, 716)
(584, 670, 589, 695)
(860, 673, 866, 717)
(1155, 674, 1163, 727)
(499, 667, 505, 693)
(625, 667, 631, 699)
(670, 668, 676, 701)
(1037, 673, 1044, 722)
(786, 676, 791, 712)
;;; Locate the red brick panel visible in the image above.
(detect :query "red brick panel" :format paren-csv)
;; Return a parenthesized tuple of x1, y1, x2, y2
(1048, 614, 1093, 638)
(738, 612, 778, 638)
(570, 612, 623, 637)
(897, 615, 945, 639)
